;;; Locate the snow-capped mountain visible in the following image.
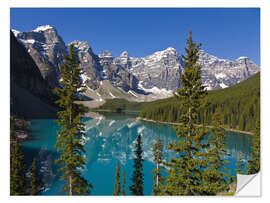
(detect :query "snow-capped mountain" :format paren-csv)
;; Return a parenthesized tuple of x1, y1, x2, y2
(72, 40, 102, 89)
(198, 50, 260, 90)
(12, 25, 260, 102)
(12, 25, 66, 88)
(115, 47, 182, 91)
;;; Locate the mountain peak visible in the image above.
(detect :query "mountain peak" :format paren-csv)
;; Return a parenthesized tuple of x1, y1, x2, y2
(145, 47, 177, 59)
(165, 46, 177, 51)
(152, 47, 177, 57)
(11, 29, 21, 37)
(99, 50, 113, 58)
(198, 49, 214, 56)
(33, 25, 55, 32)
(237, 56, 249, 60)
(198, 50, 225, 62)
(70, 40, 91, 52)
(198, 49, 206, 53)
(120, 51, 129, 58)
(70, 40, 90, 47)
(12, 24, 260, 97)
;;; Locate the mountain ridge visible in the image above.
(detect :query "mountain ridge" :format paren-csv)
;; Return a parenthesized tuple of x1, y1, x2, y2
(12, 25, 260, 102)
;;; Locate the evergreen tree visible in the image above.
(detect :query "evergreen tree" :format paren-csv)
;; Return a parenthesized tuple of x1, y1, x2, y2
(201, 108, 231, 194)
(152, 137, 164, 195)
(113, 162, 121, 195)
(161, 31, 210, 195)
(236, 152, 245, 174)
(247, 119, 260, 174)
(30, 158, 44, 195)
(121, 170, 126, 195)
(129, 134, 144, 195)
(139, 72, 260, 132)
(54, 44, 92, 195)
(10, 116, 16, 141)
(10, 138, 28, 195)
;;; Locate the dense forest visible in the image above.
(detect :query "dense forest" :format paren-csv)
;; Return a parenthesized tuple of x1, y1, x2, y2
(139, 72, 260, 132)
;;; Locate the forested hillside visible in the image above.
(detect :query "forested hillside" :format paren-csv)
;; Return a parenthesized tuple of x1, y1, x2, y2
(139, 72, 260, 132)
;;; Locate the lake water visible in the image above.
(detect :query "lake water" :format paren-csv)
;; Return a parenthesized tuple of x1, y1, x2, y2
(23, 113, 253, 195)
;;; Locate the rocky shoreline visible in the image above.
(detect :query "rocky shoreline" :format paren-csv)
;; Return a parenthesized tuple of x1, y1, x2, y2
(137, 117, 254, 136)
(11, 117, 32, 142)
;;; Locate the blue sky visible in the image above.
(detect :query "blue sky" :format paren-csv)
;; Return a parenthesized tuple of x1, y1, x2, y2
(10, 8, 260, 65)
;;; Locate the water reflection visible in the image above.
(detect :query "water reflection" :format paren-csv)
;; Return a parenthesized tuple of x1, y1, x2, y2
(23, 113, 253, 195)
(83, 115, 252, 166)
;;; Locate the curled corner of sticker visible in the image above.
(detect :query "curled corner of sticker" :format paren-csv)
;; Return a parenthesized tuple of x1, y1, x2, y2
(235, 172, 261, 196)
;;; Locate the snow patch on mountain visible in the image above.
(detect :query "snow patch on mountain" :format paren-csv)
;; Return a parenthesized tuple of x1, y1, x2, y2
(138, 81, 173, 96)
(11, 29, 20, 37)
(71, 40, 90, 52)
(219, 83, 228, 88)
(19, 39, 36, 44)
(109, 92, 116, 98)
(205, 86, 213, 91)
(128, 90, 138, 97)
(143, 47, 178, 64)
(215, 73, 226, 79)
(147, 87, 173, 95)
(237, 56, 249, 60)
(33, 25, 54, 32)
(81, 74, 91, 83)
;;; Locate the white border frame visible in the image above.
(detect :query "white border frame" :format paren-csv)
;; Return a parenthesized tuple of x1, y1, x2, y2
(2, 1, 269, 203)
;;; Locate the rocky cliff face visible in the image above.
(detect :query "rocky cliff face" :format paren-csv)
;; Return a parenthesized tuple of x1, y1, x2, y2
(198, 50, 260, 90)
(10, 31, 57, 118)
(115, 47, 182, 91)
(12, 25, 260, 102)
(12, 25, 67, 88)
(98, 51, 138, 91)
(13, 26, 137, 92)
(72, 40, 102, 90)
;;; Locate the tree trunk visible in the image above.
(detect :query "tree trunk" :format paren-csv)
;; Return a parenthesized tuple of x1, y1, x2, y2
(156, 163, 159, 187)
(69, 104, 72, 196)
(188, 107, 191, 137)
(69, 175, 72, 195)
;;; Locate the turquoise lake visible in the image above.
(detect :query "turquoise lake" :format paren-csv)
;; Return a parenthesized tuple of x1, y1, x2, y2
(23, 113, 253, 195)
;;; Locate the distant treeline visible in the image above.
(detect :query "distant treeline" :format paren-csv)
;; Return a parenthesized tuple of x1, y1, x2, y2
(139, 72, 260, 132)
(96, 98, 169, 113)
